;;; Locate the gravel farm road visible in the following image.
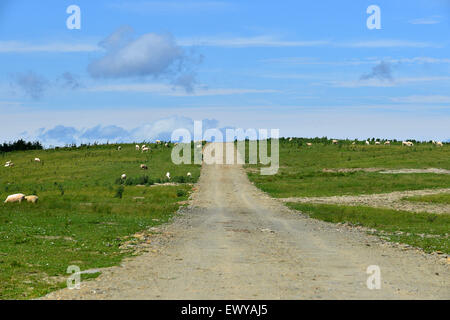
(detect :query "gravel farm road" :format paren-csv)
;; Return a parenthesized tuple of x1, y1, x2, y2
(43, 143, 449, 300)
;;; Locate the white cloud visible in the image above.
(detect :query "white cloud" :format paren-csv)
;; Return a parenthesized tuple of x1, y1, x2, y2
(262, 56, 450, 66)
(109, 1, 232, 13)
(0, 41, 99, 53)
(88, 31, 183, 78)
(85, 83, 278, 96)
(390, 95, 450, 104)
(88, 26, 202, 92)
(341, 40, 438, 48)
(325, 76, 450, 88)
(179, 36, 330, 48)
(409, 17, 441, 25)
(179, 36, 438, 48)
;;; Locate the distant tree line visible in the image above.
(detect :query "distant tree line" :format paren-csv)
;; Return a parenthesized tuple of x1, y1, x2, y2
(0, 139, 43, 153)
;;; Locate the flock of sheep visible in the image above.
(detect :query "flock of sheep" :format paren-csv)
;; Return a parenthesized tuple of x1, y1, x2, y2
(3, 138, 444, 203)
(287, 138, 444, 147)
(3, 142, 194, 205)
(117, 143, 191, 183)
(3, 157, 42, 203)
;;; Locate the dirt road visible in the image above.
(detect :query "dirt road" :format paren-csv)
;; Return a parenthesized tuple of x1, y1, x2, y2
(43, 143, 449, 299)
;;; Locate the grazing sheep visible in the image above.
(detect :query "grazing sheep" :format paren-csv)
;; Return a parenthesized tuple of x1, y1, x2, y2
(166, 172, 171, 180)
(140, 164, 148, 170)
(375, 141, 380, 145)
(34, 157, 41, 162)
(121, 174, 127, 180)
(288, 138, 293, 142)
(25, 195, 39, 204)
(384, 141, 391, 145)
(332, 139, 338, 144)
(306, 142, 312, 146)
(142, 147, 149, 152)
(117, 146, 122, 151)
(402, 141, 413, 147)
(436, 141, 443, 147)
(5, 162, 14, 167)
(4, 193, 25, 203)
(187, 172, 192, 177)
(136, 145, 140, 151)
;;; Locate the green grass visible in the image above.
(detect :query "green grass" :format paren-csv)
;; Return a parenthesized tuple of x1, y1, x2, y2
(287, 203, 450, 254)
(403, 193, 450, 205)
(245, 139, 450, 197)
(0, 143, 200, 299)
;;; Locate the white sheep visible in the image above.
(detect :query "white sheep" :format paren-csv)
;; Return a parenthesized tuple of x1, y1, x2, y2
(375, 141, 380, 145)
(34, 158, 41, 162)
(136, 145, 140, 151)
(332, 139, 338, 144)
(121, 174, 127, 180)
(187, 172, 192, 177)
(166, 172, 171, 180)
(436, 141, 443, 147)
(142, 147, 149, 152)
(306, 142, 312, 146)
(117, 146, 122, 151)
(4, 193, 25, 203)
(402, 141, 413, 147)
(365, 141, 370, 145)
(384, 141, 391, 145)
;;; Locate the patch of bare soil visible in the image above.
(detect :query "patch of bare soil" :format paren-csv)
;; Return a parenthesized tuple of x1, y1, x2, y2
(322, 168, 450, 174)
(279, 188, 450, 214)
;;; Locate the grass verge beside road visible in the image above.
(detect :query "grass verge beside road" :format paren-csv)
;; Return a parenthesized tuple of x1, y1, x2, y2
(287, 203, 449, 254)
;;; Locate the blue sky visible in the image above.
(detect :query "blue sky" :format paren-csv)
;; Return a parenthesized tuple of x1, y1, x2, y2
(0, 0, 449, 145)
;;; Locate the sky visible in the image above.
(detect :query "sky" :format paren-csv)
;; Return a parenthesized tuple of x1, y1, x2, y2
(0, 0, 449, 146)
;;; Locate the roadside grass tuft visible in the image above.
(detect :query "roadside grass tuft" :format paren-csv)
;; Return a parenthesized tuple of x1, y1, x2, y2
(287, 203, 449, 254)
(403, 193, 450, 205)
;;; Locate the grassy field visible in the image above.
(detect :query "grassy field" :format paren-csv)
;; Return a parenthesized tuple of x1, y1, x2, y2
(403, 193, 450, 204)
(286, 203, 449, 254)
(246, 138, 450, 198)
(0, 142, 200, 299)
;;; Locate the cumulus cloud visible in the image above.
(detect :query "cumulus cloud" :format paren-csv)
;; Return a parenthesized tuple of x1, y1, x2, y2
(11, 71, 48, 100)
(88, 26, 202, 92)
(360, 61, 393, 81)
(26, 116, 227, 147)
